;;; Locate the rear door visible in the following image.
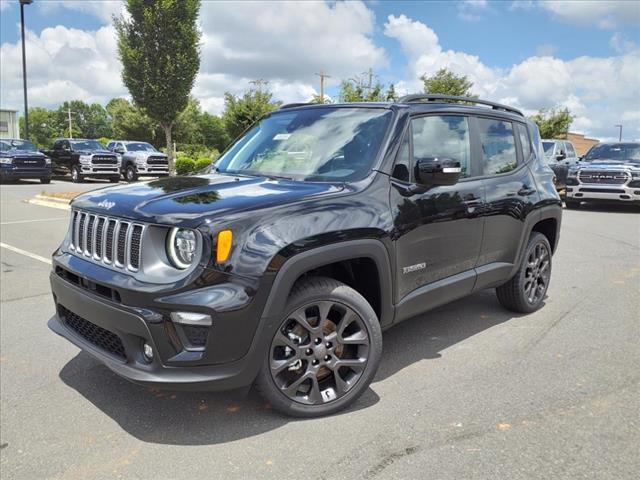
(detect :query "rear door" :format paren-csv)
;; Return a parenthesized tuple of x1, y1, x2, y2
(475, 117, 538, 288)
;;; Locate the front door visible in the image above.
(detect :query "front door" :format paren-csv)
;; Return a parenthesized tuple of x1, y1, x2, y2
(390, 114, 484, 315)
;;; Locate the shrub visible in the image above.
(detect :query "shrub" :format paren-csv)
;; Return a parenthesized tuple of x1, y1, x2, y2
(175, 157, 196, 175)
(194, 158, 212, 172)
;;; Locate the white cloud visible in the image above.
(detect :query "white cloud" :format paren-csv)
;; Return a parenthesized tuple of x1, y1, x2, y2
(0, 1, 12, 12)
(0, 25, 126, 109)
(384, 14, 640, 140)
(538, 0, 640, 29)
(535, 43, 557, 57)
(458, 0, 490, 21)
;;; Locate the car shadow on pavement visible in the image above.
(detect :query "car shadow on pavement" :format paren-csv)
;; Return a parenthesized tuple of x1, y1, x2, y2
(58, 289, 526, 446)
(566, 203, 640, 214)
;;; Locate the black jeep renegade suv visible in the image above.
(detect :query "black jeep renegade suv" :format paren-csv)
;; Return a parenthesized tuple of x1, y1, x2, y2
(49, 95, 562, 417)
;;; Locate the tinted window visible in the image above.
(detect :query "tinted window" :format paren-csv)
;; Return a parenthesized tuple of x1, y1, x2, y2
(584, 143, 640, 163)
(126, 142, 157, 152)
(478, 119, 517, 175)
(411, 115, 471, 178)
(70, 140, 104, 150)
(516, 124, 532, 161)
(216, 107, 393, 182)
(0, 139, 37, 151)
(565, 142, 576, 157)
(542, 141, 555, 156)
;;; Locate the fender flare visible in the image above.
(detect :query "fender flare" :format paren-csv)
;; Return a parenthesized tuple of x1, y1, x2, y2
(260, 239, 395, 327)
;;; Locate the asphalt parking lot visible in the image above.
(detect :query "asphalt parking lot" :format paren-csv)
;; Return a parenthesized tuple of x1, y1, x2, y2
(1, 178, 639, 480)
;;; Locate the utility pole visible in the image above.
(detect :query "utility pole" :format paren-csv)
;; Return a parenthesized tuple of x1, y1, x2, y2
(20, 0, 33, 139)
(315, 71, 331, 103)
(614, 124, 623, 141)
(68, 107, 75, 138)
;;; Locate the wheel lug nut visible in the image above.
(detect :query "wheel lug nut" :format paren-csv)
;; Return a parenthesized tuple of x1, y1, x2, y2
(306, 348, 313, 355)
(312, 359, 319, 365)
(324, 355, 331, 361)
(315, 338, 321, 344)
(326, 342, 332, 348)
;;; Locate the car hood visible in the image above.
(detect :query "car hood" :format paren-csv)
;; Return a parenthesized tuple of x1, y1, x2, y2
(0, 149, 46, 158)
(129, 151, 166, 157)
(577, 160, 640, 170)
(71, 174, 345, 227)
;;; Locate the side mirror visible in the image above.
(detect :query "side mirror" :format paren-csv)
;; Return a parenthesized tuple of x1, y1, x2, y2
(578, 156, 584, 161)
(114, 147, 125, 154)
(556, 152, 566, 160)
(415, 157, 461, 186)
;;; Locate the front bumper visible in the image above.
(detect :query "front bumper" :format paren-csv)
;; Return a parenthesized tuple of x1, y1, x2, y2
(566, 183, 640, 203)
(135, 165, 169, 176)
(82, 164, 120, 176)
(0, 164, 52, 179)
(48, 255, 274, 391)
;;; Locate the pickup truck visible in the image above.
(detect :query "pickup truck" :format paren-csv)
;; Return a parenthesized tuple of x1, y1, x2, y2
(43, 139, 121, 183)
(106, 140, 169, 182)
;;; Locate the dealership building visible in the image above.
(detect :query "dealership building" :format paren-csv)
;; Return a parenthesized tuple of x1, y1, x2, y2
(0, 108, 20, 139)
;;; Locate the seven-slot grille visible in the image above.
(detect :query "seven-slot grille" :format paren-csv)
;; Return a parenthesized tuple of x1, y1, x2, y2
(147, 156, 168, 165)
(70, 210, 145, 271)
(578, 170, 629, 185)
(92, 155, 118, 165)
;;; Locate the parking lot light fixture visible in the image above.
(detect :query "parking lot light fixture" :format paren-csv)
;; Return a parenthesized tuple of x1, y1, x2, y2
(20, 0, 33, 140)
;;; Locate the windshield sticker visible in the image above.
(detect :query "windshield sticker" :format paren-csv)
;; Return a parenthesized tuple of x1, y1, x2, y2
(273, 133, 291, 141)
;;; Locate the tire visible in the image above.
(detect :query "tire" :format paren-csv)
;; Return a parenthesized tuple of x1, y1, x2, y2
(40, 176, 51, 184)
(496, 232, 552, 313)
(71, 164, 84, 183)
(564, 199, 580, 209)
(255, 276, 382, 417)
(109, 175, 120, 183)
(124, 164, 138, 182)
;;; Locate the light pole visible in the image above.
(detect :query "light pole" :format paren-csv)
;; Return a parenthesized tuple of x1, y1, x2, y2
(20, 0, 33, 140)
(614, 124, 623, 142)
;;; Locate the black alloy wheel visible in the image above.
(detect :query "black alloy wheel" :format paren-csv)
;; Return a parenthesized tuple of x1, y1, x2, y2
(256, 277, 382, 417)
(125, 164, 138, 182)
(71, 165, 84, 183)
(496, 232, 552, 313)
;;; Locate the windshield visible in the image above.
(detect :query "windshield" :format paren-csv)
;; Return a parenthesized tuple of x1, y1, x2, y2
(583, 143, 640, 163)
(542, 142, 555, 156)
(71, 140, 104, 151)
(126, 142, 157, 152)
(215, 107, 393, 181)
(0, 139, 37, 152)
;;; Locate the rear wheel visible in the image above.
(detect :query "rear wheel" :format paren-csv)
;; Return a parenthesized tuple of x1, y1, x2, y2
(40, 176, 51, 184)
(496, 232, 552, 313)
(255, 277, 382, 417)
(124, 164, 138, 182)
(71, 164, 84, 183)
(109, 175, 120, 183)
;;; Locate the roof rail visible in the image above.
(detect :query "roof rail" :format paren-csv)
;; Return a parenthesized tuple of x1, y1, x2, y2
(397, 94, 523, 117)
(278, 102, 312, 110)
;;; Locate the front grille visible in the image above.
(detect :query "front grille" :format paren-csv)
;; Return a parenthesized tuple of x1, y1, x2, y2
(59, 305, 126, 360)
(578, 170, 629, 185)
(13, 156, 46, 167)
(92, 155, 118, 165)
(147, 156, 168, 165)
(70, 210, 145, 272)
(579, 188, 626, 194)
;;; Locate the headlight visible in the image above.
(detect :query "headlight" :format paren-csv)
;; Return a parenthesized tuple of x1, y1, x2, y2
(0, 157, 12, 164)
(45, 157, 51, 165)
(166, 227, 198, 269)
(79, 154, 92, 164)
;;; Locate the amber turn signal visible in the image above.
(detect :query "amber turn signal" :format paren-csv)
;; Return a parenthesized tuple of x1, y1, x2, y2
(216, 230, 233, 263)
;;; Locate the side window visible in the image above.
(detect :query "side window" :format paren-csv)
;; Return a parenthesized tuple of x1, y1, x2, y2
(516, 124, 532, 161)
(63, 140, 71, 151)
(478, 118, 517, 175)
(566, 142, 576, 158)
(411, 115, 471, 178)
(53, 140, 62, 150)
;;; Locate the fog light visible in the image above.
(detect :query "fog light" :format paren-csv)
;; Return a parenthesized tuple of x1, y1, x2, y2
(143, 342, 154, 361)
(170, 311, 212, 326)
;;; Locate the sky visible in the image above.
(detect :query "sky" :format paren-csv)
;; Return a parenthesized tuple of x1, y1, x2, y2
(1, 0, 639, 141)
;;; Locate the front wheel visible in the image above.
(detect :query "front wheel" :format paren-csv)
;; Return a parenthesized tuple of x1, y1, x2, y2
(71, 165, 84, 183)
(255, 277, 382, 417)
(496, 232, 552, 313)
(40, 176, 51, 184)
(124, 164, 138, 182)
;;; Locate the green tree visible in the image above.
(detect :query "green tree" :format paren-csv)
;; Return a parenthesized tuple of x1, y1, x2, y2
(199, 112, 230, 152)
(115, 0, 201, 172)
(530, 107, 574, 139)
(386, 83, 398, 102)
(421, 68, 476, 97)
(19, 107, 59, 148)
(222, 86, 281, 140)
(106, 98, 159, 145)
(339, 78, 385, 102)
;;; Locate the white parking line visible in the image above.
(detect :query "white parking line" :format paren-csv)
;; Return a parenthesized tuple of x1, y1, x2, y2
(1, 217, 69, 225)
(0, 242, 52, 265)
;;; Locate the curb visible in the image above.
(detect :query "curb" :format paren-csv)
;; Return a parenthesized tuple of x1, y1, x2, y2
(25, 194, 72, 211)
